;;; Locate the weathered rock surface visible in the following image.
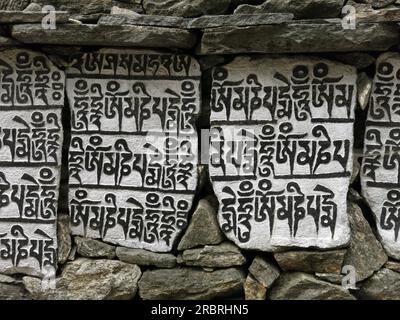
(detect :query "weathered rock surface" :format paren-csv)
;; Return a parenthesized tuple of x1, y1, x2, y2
(178, 242, 246, 268)
(0, 0, 30, 10)
(274, 250, 346, 274)
(138, 267, 245, 300)
(23, 258, 141, 300)
(98, 13, 186, 28)
(249, 256, 280, 288)
(0, 283, 29, 300)
(357, 72, 372, 110)
(143, 0, 231, 17)
(12, 24, 197, 48)
(343, 202, 388, 282)
(57, 215, 72, 265)
(244, 275, 266, 300)
(23, 2, 41, 11)
(359, 268, 400, 299)
(269, 272, 356, 300)
(116, 247, 176, 268)
(333, 52, 376, 70)
(110, 5, 139, 16)
(75, 237, 116, 259)
(178, 199, 224, 251)
(199, 22, 399, 54)
(0, 10, 68, 23)
(315, 272, 343, 284)
(234, 0, 346, 19)
(385, 260, 400, 273)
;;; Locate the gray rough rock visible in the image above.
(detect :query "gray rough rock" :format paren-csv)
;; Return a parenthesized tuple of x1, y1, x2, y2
(178, 199, 224, 251)
(372, 0, 397, 9)
(249, 256, 280, 288)
(138, 267, 245, 300)
(269, 272, 356, 300)
(0, 35, 20, 46)
(351, 155, 361, 184)
(0, 10, 69, 23)
(57, 214, 72, 265)
(68, 245, 77, 261)
(22, 2, 41, 11)
(0, 283, 29, 300)
(234, 0, 346, 19)
(75, 237, 116, 259)
(110, 5, 139, 15)
(244, 275, 266, 300)
(315, 273, 344, 284)
(274, 249, 347, 274)
(12, 24, 197, 49)
(334, 52, 376, 70)
(357, 72, 372, 110)
(116, 247, 176, 268)
(0, 274, 19, 284)
(357, 8, 400, 22)
(199, 22, 399, 55)
(143, 0, 231, 17)
(0, 0, 31, 10)
(359, 268, 400, 299)
(178, 242, 246, 268)
(23, 258, 141, 300)
(344, 202, 388, 282)
(98, 13, 186, 28)
(385, 260, 400, 273)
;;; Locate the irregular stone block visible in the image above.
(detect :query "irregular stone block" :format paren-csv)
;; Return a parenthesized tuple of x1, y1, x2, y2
(75, 237, 116, 259)
(244, 275, 266, 300)
(23, 258, 141, 300)
(249, 256, 280, 288)
(138, 267, 245, 300)
(385, 260, 400, 273)
(209, 56, 355, 251)
(178, 242, 246, 268)
(333, 52, 376, 70)
(357, 72, 372, 110)
(57, 214, 72, 264)
(12, 24, 198, 49)
(274, 249, 346, 274)
(269, 272, 355, 300)
(0, 282, 29, 300)
(0, 49, 65, 277)
(0, 0, 30, 11)
(359, 268, 400, 300)
(66, 49, 200, 252)
(199, 22, 399, 55)
(116, 246, 176, 268)
(0, 11, 69, 23)
(361, 52, 400, 260)
(178, 198, 224, 251)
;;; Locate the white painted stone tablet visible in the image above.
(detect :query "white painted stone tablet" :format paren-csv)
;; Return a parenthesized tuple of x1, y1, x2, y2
(209, 56, 355, 251)
(66, 49, 200, 252)
(0, 49, 65, 276)
(361, 52, 400, 259)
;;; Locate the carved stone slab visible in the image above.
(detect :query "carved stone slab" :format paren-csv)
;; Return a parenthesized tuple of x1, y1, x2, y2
(209, 56, 355, 251)
(66, 49, 200, 252)
(361, 52, 400, 259)
(0, 49, 65, 276)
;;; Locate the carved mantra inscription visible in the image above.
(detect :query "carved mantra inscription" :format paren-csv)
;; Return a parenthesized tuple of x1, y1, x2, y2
(210, 56, 355, 251)
(0, 49, 64, 276)
(66, 49, 200, 252)
(361, 52, 400, 259)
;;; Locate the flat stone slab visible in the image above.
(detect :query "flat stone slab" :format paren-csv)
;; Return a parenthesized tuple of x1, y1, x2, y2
(199, 21, 399, 54)
(209, 56, 355, 251)
(11, 24, 198, 49)
(66, 49, 200, 252)
(0, 10, 69, 23)
(0, 49, 65, 277)
(361, 52, 400, 260)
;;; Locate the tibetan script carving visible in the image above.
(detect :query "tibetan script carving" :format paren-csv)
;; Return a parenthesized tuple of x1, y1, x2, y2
(66, 49, 200, 252)
(210, 56, 355, 251)
(0, 49, 64, 276)
(361, 52, 400, 259)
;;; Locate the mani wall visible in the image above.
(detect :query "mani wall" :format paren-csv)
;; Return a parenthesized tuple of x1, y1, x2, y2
(1, 0, 400, 300)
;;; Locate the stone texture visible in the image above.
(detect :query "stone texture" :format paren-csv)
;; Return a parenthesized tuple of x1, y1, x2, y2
(23, 2, 41, 11)
(385, 260, 400, 272)
(178, 198, 224, 251)
(209, 56, 354, 251)
(178, 242, 246, 268)
(0, 283, 29, 300)
(23, 258, 141, 300)
(333, 52, 376, 70)
(314, 272, 343, 284)
(359, 268, 400, 299)
(274, 250, 346, 274)
(0, 0, 30, 10)
(98, 13, 186, 28)
(12, 24, 198, 49)
(0, 35, 20, 46)
(361, 52, 400, 260)
(357, 72, 372, 110)
(244, 275, 266, 300)
(357, 8, 400, 22)
(199, 22, 399, 55)
(110, 5, 139, 15)
(75, 237, 116, 259)
(249, 256, 280, 288)
(57, 214, 72, 265)
(234, 0, 346, 19)
(138, 267, 245, 300)
(0, 10, 69, 23)
(343, 202, 388, 282)
(268, 272, 356, 300)
(143, 0, 231, 17)
(116, 247, 176, 268)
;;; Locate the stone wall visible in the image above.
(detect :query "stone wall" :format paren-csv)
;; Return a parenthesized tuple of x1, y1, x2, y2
(0, 0, 400, 300)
